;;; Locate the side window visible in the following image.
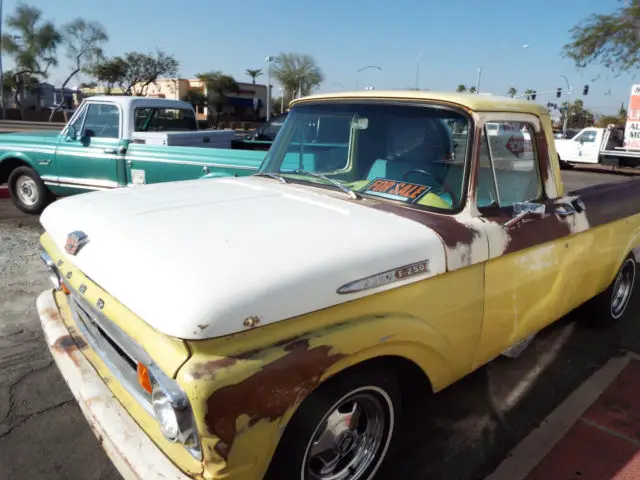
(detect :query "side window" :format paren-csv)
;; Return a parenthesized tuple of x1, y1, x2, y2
(475, 121, 541, 208)
(81, 103, 120, 139)
(574, 130, 597, 143)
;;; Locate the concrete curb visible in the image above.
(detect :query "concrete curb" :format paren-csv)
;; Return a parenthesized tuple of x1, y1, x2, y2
(0, 186, 8, 199)
(485, 351, 639, 480)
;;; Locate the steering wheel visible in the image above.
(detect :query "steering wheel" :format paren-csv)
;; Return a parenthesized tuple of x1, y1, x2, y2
(402, 169, 458, 206)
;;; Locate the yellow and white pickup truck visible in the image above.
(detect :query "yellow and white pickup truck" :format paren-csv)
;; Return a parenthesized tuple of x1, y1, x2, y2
(36, 90, 640, 480)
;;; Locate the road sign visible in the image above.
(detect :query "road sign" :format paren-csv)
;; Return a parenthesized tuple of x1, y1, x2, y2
(624, 84, 640, 149)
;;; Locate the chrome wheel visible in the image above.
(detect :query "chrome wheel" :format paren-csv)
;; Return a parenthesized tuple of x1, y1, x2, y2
(302, 386, 394, 480)
(15, 175, 39, 206)
(611, 259, 636, 319)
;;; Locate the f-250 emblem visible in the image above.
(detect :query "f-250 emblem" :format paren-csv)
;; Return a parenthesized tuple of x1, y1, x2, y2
(65, 231, 89, 255)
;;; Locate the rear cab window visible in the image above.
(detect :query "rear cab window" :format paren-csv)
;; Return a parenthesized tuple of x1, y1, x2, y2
(134, 107, 197, 132)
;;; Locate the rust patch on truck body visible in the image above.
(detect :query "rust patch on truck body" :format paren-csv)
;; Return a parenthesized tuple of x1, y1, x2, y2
(369, 202, 481, 249)
(204, 339, 345, 459)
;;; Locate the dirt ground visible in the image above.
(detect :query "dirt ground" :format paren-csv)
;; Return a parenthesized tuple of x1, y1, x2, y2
(0, 167, 639, 480)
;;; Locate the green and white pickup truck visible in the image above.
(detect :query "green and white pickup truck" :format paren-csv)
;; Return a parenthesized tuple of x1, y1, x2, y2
(0, 96, 267, 213)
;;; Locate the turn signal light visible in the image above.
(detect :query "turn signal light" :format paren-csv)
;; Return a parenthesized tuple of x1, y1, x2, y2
(61, 282, 70, 295)
(137, 362, 153, 394)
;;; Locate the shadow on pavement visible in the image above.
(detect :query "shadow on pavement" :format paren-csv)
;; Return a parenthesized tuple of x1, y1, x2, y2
(378, 280, 640, 480)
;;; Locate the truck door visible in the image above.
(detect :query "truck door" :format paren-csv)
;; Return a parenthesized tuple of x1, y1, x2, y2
(471, 114, 593, 366)
(53, 102, 124, 193)
(569, 128, 599, 164)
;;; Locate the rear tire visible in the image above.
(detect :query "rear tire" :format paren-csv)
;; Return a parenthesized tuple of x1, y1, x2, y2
(265, 367, 402, 480)
(8, 166, 51, 214)
(581, 254, 636, 327)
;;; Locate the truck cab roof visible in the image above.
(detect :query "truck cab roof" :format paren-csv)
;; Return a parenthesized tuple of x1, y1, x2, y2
(83, 95, 195, 111)
(292, 90, 551, 116)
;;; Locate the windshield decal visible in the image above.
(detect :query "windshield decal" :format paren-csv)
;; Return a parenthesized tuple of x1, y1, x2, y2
(360, 178, 431, 203)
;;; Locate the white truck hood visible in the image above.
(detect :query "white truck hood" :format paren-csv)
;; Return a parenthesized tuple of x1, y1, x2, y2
(40, 176, 447, 340)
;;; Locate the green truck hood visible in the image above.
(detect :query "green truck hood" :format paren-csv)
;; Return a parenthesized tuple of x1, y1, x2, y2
(0, 130, 61, 146)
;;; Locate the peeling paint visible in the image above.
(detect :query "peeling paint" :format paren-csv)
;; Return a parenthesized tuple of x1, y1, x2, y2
(204, 339, 346, 459)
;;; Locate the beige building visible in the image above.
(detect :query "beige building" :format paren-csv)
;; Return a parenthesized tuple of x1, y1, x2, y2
(82, 78, 269, 120)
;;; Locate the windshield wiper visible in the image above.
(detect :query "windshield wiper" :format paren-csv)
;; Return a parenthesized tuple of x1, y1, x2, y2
(293, 169, 361, 200)
(254, 172, 288, 183)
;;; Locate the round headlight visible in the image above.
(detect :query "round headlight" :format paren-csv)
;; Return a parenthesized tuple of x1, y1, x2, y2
(151, 386, 180, 442)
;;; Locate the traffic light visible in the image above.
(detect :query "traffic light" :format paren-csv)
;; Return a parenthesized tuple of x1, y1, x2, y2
(556, 87, 562, 98)
(583, 84, 589, 96)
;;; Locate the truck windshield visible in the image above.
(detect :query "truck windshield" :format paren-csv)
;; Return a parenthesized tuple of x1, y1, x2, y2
(260, 102, 471, 211)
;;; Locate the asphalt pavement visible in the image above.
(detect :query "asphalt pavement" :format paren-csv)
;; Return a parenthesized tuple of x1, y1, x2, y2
(0, 167, 639, 480)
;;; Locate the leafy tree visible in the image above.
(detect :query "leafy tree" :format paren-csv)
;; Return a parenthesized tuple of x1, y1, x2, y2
(89, 50, 179, 95)
(245, 68, 263, 84)
(596, 114, 623, 127)
(271, 52, 324, 98)
(50, 18, 108, 119)
(468, 86, 477, 94)
(456, 84, 467, 93)
(182, 88, 206, 111)
(507, 87, 517, 98)
(1, 3, 61, 115)
(196, 71, 239, 126)
(563, 0, 640, 73)
(121, 50, 179, 95)
(89, 56, 127, 93)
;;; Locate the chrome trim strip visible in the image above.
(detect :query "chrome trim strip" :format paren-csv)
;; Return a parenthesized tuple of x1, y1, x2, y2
(124, 155, 259, 170)
(67, 289, 155, 416)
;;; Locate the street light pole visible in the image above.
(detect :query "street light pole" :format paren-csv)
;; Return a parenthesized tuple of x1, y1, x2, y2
(415, 52, 423, 90)
(356, 65, 382, 90)
(265, 55, 273, 122)
(280, 87, 284, 114)
(476, 44, 529, 94)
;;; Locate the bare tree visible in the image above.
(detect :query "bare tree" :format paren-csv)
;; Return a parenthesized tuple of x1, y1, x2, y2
(50, 18, 108, 120)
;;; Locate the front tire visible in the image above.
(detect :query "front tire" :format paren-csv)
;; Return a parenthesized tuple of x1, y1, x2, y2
(582, 254, 636, 327)
(8, 166, 51, 214)
(265, 367, 402, 480)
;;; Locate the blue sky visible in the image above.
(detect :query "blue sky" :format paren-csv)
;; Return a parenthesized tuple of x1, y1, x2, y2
(1, 0, 636, 114)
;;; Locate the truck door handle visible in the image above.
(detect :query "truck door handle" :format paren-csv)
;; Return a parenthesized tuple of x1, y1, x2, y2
(103, 148, 117, 154)
(555, 203, 577, 216)
(127, 159, 133, 167)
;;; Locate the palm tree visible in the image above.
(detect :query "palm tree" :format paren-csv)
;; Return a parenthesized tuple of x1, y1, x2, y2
(456, 84, 467, 93)
(196, 71, 239, 127)
(245, 68, 263, 85)
(271, 52, 324, 98)
(524, 88, 535, 101)
(507, 87, 517, 98)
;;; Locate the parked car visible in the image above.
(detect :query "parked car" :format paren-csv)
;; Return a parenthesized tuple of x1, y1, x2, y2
(231, 112, 289, 151)
(36, 90, 640, 480)
(0, 96, 265, 213)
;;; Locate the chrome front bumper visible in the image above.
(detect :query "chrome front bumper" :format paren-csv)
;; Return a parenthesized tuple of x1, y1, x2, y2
(36, 289, 192, 480)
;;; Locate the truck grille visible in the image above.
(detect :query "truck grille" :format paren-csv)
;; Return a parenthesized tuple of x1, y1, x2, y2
(67, 288, 155, 416)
